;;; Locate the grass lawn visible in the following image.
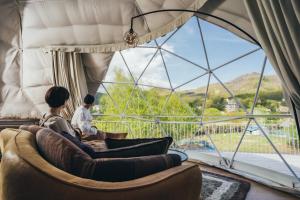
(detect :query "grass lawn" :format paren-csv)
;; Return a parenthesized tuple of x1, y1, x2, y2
(94, 121, 299, 154)
(192, 133, 299, 154)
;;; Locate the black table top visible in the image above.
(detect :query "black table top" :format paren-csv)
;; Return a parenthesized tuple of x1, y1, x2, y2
(168, 149, 188, 162)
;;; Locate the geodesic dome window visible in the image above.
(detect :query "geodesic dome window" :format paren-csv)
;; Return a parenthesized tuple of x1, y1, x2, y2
(94, 16, 300, 188)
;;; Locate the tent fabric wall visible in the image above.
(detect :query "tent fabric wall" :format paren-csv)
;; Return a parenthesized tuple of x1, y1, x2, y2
(0, 0, 40, 118)
(244, 0, 300, 134)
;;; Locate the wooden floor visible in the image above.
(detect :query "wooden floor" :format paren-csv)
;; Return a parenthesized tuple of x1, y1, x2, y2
(190, 160, 299, 200)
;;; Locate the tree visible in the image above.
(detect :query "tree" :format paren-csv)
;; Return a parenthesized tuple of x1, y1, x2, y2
(99, 69, 195, 120)
(204, 108, 222, 116)
(208, 96, 225, 111)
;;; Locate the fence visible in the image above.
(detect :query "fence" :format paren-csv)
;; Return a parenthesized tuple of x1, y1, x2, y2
(93, 116, 300, 155)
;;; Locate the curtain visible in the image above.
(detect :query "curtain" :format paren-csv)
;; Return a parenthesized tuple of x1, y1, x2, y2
(52, 51, 88, 119)
(244, 0, 300, 134)
(82, 53, 114, 95)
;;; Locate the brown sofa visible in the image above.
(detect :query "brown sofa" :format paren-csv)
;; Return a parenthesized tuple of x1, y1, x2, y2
(0, 128, 202, 200)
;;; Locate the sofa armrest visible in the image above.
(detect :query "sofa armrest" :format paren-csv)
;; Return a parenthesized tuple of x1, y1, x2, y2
(90, 154, 181, 182)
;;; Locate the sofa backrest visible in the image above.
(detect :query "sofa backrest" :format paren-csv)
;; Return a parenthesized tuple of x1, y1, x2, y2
(19, 124, 42, 135)
(36, 128, 92, 178)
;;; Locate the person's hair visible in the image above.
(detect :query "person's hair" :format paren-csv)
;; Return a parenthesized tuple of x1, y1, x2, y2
(45, 86, 70, 108)
(84, 94, 95, 105)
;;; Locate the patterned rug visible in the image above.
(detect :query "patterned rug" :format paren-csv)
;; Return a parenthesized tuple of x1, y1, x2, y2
(200, 172, 250, 200)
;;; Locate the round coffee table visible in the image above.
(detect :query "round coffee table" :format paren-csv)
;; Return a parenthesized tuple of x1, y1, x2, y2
(168, 149, 188, 162)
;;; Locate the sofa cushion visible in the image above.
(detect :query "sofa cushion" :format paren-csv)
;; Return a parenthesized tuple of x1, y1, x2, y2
(105, 137, 173, 151)
(61, 131, 96, 156)
(91, 139, 172, 159)
(91, 154, 181, 182)
(36, 128, 92, 177)
(36, 129, 182, 182)
(82, 140, 108, 152)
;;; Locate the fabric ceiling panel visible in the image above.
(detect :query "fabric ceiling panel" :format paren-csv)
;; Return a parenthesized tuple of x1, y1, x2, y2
(0, 85, 38, 118)
(22, 85, 52, 115)
(21, 0, 145, 48)
(21, 0, 205, 51)
(136, 0, 195, 30)
(22, 50, 52, 88)
(0, 0, 36, 118)
(22, 49, 52, 116)
(196, 0, 258, 44)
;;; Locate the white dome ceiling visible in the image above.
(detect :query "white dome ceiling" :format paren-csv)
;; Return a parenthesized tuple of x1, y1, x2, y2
(0, 0, 256, 118)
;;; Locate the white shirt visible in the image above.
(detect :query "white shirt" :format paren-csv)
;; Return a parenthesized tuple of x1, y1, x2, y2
(71, 105, 97, 136)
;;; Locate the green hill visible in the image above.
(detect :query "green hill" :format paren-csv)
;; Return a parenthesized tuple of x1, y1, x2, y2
(96, 73, 282, 104)
(180, 72, 282, 100)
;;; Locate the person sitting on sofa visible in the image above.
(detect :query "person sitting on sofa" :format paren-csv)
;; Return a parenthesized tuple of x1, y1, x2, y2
(71, 94, 102, 140)
(40, 86, 79, 139)
(71, 94, 127, 141)
(40, 86, 173, 158)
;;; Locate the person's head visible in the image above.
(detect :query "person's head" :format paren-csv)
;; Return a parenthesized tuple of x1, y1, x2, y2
(45, 86, 70, 109)
(83, 94, 95, 109)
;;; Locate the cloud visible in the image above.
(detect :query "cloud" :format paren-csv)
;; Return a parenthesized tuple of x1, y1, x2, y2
(104, 44, 175, 89)
(186, 27, 195, 35)
(205, 36, 246, 43)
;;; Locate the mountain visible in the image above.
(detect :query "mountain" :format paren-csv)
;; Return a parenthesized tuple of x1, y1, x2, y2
(95, 73, 282, 104)
(180, 72, 282, 99)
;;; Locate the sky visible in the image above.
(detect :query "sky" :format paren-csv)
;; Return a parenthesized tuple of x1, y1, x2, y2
(102, 17, 276, 92)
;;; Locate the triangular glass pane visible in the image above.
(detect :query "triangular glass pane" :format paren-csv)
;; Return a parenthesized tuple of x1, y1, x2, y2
(253, 59, 289, 115)
(103, 51, 134, 83)
(95, 120, 131, 134)
(161, 49, 207, 89)
(93, 84, 106, 114)
(126, 122, 166, 139)
(149, 123, 166, 138)
(212, 49, 265, 113)
(155, 29, 177, 46)
(164, 123, 200, 149)
(230, 119, 300, 178)
(185, 125, 224, 161)
(175, 74, 210, 117)
(160, 91, 195, 118)
(120, 47, 158, 81)
(96, 84, 120, 119)
(138, 86, 171, 116)
(137, 52, 172, 89)
(124, 120, 152, 139)
(99, 82, 135, 116)
(202, 75, 244, 121)
(161, 17, 207, 68)
(199, 18, 259, 68)
(124, 86, 157, 117)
